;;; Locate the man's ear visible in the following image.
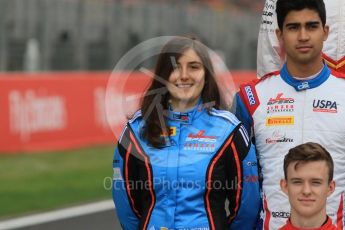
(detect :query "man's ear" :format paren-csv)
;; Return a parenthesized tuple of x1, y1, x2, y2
(280, 179, 288, 196)
(323, 25, 329, 41)
(275, 28, 282, 42)
(327, 180, 336, 197)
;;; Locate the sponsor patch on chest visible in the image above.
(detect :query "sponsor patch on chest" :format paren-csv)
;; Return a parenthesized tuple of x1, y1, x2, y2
(313, 99, 338, 113)
(184, 130, 217, 152)
(265, 116, 294, 126)
(265, 131, 294, 144)
(266, 93, 295, 114)
(185, 130, 217, 142)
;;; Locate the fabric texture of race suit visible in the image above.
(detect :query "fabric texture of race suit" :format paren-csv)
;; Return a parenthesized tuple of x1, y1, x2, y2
(112, 103, 260, 230)
(233, 64, 345, 230)
(278, 216, 337, 230)
(257, 0, 345, 77)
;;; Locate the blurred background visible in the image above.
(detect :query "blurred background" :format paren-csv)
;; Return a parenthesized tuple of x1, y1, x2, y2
(0, 0, 263, 229)
(1, 0, 263, 72)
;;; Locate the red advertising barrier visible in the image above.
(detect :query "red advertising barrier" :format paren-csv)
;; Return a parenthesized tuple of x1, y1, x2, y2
(0, 71, 256, 153)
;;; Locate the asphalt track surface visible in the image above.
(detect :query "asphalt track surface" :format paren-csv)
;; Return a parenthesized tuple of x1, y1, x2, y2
(14, 210, 121, 230)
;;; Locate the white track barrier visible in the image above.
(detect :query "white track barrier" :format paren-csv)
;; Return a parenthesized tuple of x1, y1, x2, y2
(0, 199, 114, 230)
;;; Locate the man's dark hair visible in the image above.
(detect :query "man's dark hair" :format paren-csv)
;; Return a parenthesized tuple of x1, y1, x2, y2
(276, 0, 326, 30)
(283, 142, 334, 183)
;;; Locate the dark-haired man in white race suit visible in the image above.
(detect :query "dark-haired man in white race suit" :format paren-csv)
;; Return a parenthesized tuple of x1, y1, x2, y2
(233, 0, 345, 229)
(257, 0, 345, 77)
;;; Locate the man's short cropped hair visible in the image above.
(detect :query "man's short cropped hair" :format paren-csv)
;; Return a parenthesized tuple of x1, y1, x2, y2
(276, 0, 326, 30)
(283, 142, 334, 182)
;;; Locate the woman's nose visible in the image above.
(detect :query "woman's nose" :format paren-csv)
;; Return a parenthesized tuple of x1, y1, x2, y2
(179, 67, 189, 80)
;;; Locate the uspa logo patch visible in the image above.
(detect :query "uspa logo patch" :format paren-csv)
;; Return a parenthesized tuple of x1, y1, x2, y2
(313, 99, 338, 113)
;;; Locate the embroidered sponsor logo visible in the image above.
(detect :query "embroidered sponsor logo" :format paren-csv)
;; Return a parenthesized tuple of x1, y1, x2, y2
(267, 93, 294, 113)
(183, 143, 216, 152)
(161, 127, 176, 137)
(266, 131, 294, 144)
(271, 211, 290, 218)
(245, 175, 259, 183)
(263, 11, 273, 17)
(185, 130, 217, 143)
(264, 1, 274, 10)
(267, 104, 294, 114)
(313, 99, 338, 113)
(262, 20, 273, 25)
(247, 161, 257, 167)
(184, 131, 217, 152)
(267, 93, 294, 105)
(173, 113, 189, 121)
(169, 127, 176, 136)
(113, 167, 123, 180)
(265, 116, 294, 126)
(297, 82, 310, 90)
(244, 86, 256, 106)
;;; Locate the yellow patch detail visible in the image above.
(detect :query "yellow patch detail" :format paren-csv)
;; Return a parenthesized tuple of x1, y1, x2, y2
(161, 127, 176, 137)
(265, 116, 294, 126)
(169, 127, 176, 136)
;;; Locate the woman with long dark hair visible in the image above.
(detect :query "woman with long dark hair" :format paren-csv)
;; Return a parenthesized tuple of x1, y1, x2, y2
(112, 36, 260, 230)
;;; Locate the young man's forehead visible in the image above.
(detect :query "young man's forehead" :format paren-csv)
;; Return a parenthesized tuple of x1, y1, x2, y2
(288, 160, 329, 174)
(283, 9, 322, 24)
(289, 177, 323, 181)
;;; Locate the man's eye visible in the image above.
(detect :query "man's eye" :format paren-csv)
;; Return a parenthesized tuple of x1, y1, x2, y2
(312, 181, 322, 185)
(287, 26, 298, 31)
(308, 24, 319, 30)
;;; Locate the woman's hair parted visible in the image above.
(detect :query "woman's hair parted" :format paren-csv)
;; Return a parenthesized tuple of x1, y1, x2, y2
(140, 36, 220, 148)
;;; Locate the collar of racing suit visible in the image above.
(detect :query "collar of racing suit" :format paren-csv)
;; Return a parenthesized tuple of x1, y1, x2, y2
(167, 99, 205, 124)
(160, 99, 206, 147)
(280, 62, 330, 91)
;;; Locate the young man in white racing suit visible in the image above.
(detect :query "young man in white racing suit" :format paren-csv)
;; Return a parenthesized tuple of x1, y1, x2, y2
(257, 0, 345, 77)
(233, 0, 345, 229)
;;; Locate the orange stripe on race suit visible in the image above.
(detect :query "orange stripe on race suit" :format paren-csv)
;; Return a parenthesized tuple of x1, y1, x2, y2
(130, 132, 155, 230)
(205, 134, 234, 230)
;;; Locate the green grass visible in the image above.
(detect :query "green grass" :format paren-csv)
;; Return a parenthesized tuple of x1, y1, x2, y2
(0, 145, 115, 220)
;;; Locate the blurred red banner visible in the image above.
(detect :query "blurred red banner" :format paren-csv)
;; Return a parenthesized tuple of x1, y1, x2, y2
(0, 71, 256, 153)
